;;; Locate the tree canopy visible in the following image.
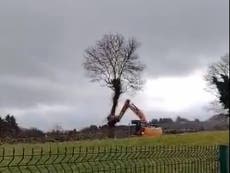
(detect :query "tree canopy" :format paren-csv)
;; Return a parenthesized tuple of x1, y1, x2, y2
(205, 54, 229, 113)
(83, 33, 145, 125)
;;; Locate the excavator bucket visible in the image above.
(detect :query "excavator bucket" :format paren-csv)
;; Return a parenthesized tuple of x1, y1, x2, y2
(142, 127, 163, 137)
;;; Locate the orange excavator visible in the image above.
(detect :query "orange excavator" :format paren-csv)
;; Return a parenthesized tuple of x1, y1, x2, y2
(107, 99, 163, 137)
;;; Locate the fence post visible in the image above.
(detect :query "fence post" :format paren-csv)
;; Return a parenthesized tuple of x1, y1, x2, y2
(219, 145, 229, 173)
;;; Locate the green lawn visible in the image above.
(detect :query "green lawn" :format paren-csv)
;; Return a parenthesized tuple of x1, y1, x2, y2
(1, 130, 229, 151)
(0, 130, 228, 173)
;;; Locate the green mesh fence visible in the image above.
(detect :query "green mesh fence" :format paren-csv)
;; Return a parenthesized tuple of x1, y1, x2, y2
(0, 145, 220, 173)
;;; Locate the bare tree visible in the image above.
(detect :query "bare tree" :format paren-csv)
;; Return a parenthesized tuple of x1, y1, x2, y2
(205, 54, 229, 113)
(83, 33, 145, 125)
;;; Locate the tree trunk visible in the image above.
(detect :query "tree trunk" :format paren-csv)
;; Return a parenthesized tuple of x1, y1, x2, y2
(108, 79, 121, 138)
(108, 126, 115, 138)
(110, 90, 121, 116)
(110, 79, 122, 117)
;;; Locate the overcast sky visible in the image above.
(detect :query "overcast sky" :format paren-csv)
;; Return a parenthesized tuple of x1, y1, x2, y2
(0, 0, 229, 131)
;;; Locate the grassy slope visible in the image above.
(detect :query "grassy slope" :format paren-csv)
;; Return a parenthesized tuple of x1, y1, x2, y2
(1, 130, 229, 152)
(1, 131, 227, 173)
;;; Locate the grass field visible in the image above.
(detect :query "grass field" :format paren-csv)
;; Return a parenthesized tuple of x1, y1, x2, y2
(0, 130, 228, 173)
(1, 130, 229, 151)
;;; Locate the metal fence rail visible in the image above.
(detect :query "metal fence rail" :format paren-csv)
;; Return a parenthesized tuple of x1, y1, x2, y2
(0, 145, 219, 173)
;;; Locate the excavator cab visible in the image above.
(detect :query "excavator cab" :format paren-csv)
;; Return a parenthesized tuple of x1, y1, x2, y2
(131, 120, 145, 135)
(107, 99, 163, 137)
(131, 120, 163, 137)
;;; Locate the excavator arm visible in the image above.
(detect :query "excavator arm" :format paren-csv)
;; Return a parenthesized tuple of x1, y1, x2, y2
(128, 103, 147, 123)
(107, 99, 130, 127)
(107, 99, 148, 126)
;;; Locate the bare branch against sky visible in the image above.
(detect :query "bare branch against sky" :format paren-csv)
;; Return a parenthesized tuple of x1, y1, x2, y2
(83, 33, 145, 122)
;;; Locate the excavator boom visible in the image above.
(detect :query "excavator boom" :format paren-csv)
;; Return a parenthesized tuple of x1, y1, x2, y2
(117, 99, 131, 121)
(108, 99, 147, 126)
(128, 103, 147, 123)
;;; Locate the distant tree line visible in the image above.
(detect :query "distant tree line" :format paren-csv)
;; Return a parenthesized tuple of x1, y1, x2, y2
(0, 114, 228, 144)
(0, 114, 45, 143)
(150, 115, 228, 133)
(150, 116, 196, 124)
(0, 114, 20, 138)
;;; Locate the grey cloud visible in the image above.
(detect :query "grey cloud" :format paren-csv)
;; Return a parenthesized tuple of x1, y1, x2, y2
(0, 0, 228, 129)
(0, 74, 109, 108)
(0, 0, 228, 78)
